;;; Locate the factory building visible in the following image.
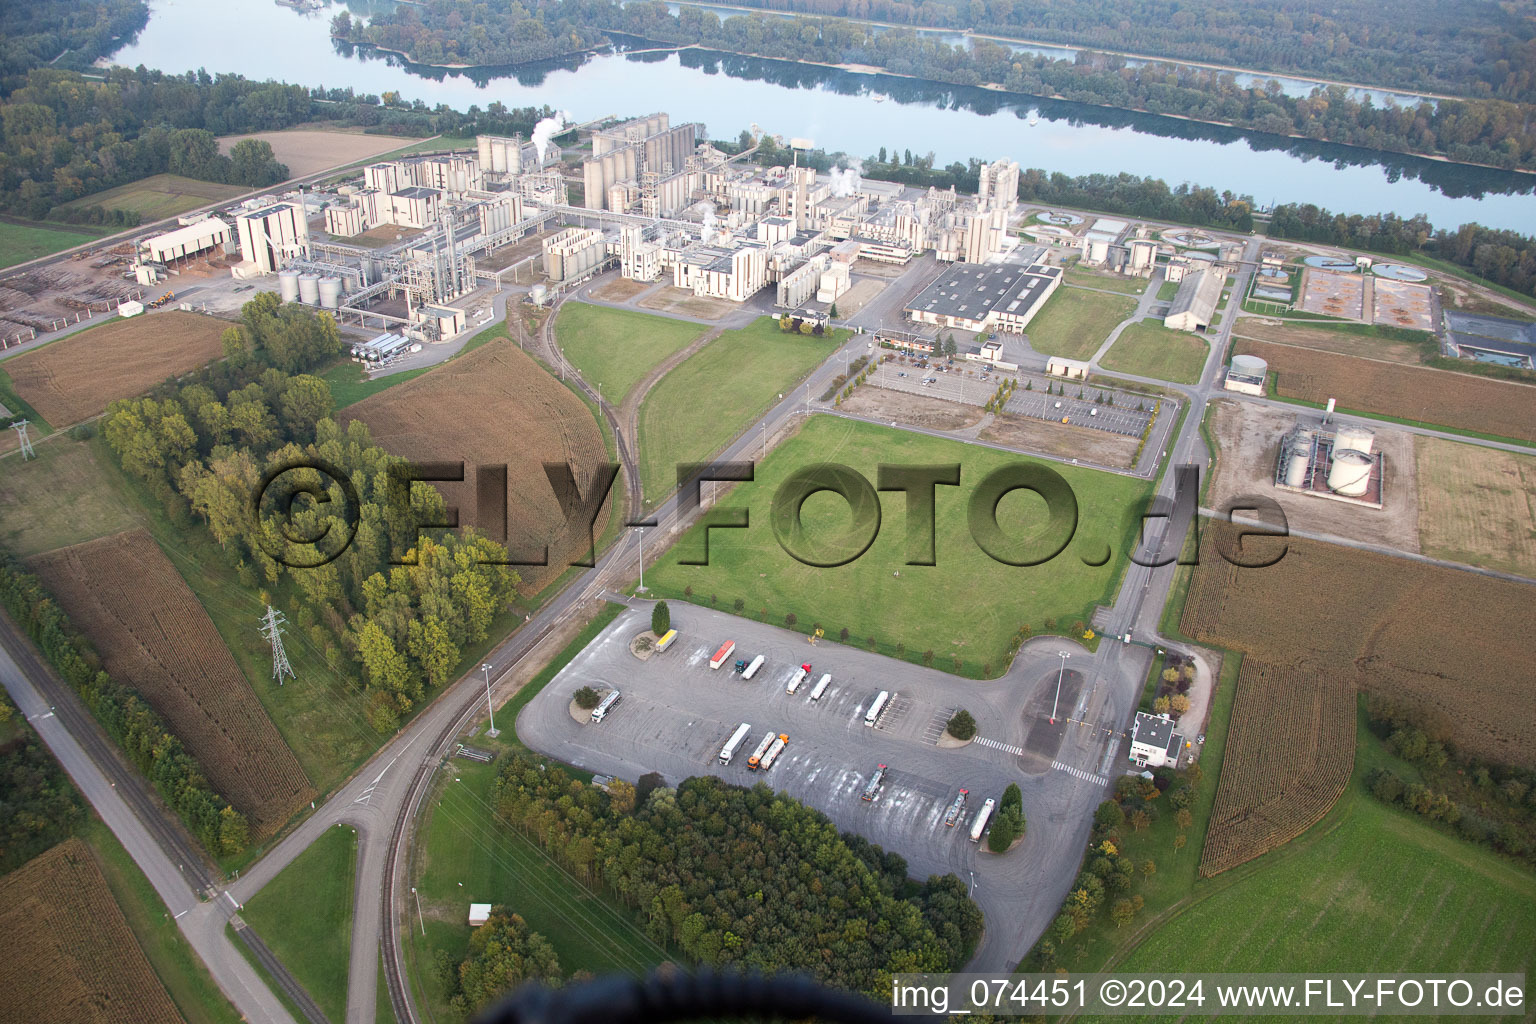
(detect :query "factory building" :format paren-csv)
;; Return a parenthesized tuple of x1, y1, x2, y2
(905, 261, 1061, 334)
(413, 303, 467, 340)
(1164, 268, 1224, 332)
(582, 114, 699, 214)
(1224, 354, 1267, 396)
(777, 254, 828, 308)
(543, 227, 607, 283)
(976, 158, 1020, 212)
(325, 185, 444, 234)
(674, 239, 770, 302)
(477, 134, 524, 179)
(138, 217, 232, 265)
(234, 202, 309, 275)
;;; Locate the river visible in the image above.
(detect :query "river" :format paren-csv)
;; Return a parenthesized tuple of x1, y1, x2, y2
(109, 0, 1536, 232)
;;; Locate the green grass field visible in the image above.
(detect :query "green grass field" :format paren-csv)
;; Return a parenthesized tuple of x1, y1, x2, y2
(0, 219, 105, 270)
(1109, 717, 1536, 990)
(554, 302, 705, 406)
(1100, 320, 1211, 385)
(645, 415, 1150, 675)
(637, 317, 842, 504)
(1156, 280, 1179, 301)
(83, 822, 243, 1024)
(59, 174, 245, 222)
(1022, 288, 1139, 360)
(0, 436, 138, 555)
(1063, 267, 1147, 295)
(240, 824, 357, 1023)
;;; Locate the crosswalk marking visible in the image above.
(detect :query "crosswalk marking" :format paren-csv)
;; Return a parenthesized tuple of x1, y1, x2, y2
(1052, 760, 1110, 785)
(975, 736, 1025, 756)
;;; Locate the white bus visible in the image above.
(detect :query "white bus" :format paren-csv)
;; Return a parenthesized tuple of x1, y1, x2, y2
(787, 663, 810, 694)
(590, 689, 622, 722)
(968, 798, 996, 842)
(810, 673, 832, 700)
(864, 690, 891, 727)
(742, 655, 766, 680)
(746, 731, 776, 769)
(719, 722, 752, 764)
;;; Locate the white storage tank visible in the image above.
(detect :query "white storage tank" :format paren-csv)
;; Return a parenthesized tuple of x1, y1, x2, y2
(278, 268, 301, 304)
(317, 276, 342, 309)
(1328, 449, 1373, 497)
(1333, 425, 1374, 456)
(529, 283, 549, 305)
(1284, 438, 1311, 488)
(1230, 353, 1267, 378)
(297, 272, 321, 305)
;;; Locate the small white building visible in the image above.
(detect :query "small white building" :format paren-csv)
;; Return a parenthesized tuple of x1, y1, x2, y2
(468, 903, 492, 926)
(1046, 356, 1091, 380)
(1130, 712, 1182, 769)
(414, 303, 466, 340)
(117, 299, 144, 318)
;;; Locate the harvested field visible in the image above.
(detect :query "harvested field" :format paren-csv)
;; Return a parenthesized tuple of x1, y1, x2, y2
(0, 838, 182, 1024)
(1414, 436, 1536, 577)
(58, 173, 245, 222)
(1234, 338, 1536, 442)
(1232, 320, 1427, 365)
(3, 311, 226, 426)
(1206, 399, 1419, 553)
(638, 286, 735, 321)
(344, 336, 612, 595)
(1199, 659, 1355, 875)
(1181, 523, 1536, 766)
(27, 531, 314, 838)
(839, 386, 984, 431)
(979, 409, 1139, 468)
(217, 130, 419, 178)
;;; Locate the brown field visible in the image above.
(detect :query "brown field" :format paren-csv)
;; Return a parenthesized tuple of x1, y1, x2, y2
(28, 530, 314, 838)
(978, 410, 1140, 468)
(217, 129, 418, 178)
(1199, 659, 1355, 876)
(1181, 523, 1536, 767)
(1233, 338, 1536, 442)
(0, 839, 182, 1024)
(638, 286, 735, 321)
(1372, 278, 1434, 331)
(1414, 436, 1536, 577)
(1232, 320, 1426, 365)
(4, 310, 226, 426)
(839, 386, 985, 431)
(835, 276, 887, 316)
(343, 336, 612, 595)
(592, 277, 653, 303)
(1206, 399, 1420, 553)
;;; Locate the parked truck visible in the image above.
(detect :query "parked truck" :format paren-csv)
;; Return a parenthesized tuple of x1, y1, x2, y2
(865, 689, 891, 726)
(719, 723, 752, 765)
(709, 640, 736, 670)
(756, 734, 789, 771)
(745, 731, 776, 769)
(861, 764, 887, 802)
(968, 798, 996, 842)
(809, 673, 832, 700)
(944, 788, 969, 827)
(787, 663, 810, 694)
(742, 654, 766, 680)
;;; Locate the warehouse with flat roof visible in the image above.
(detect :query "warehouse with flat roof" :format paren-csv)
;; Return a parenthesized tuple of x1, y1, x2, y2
(904, 261, 1061, 334)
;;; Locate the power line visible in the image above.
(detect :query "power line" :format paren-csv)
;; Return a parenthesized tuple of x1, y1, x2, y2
(258, 605, 296, 685)
(10, 419, 36, 460)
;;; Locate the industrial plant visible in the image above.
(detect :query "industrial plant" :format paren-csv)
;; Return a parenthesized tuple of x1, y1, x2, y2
(1273, 413, 1385, 509)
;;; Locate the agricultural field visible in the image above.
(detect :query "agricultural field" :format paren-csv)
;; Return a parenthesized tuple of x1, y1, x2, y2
(27, 529, 314, 838)
(1232, 319, 1430, 365)
(554, 302, 705, 405)
(1180, 523, 1536, 767)
(1100, 319, 1210, 384)
(1015, 288, 1137, 361)
(240, 825, 357, 1024)
(0, 839, 182, 1024)
(1414, 436, 1536, 578)
(637, 317, 841, 503)
(645, 415, 1150, 675)
(58, 174, 246, 222)
(2, 310, 226, 426)
(344, 334, 614, 596)
(1233, 338, 1536, 442)
(1199, 659, 1355, 875)
(0, 219, 104, 270)
(217, 130, 418, 178)
(0, 438, 141, 556)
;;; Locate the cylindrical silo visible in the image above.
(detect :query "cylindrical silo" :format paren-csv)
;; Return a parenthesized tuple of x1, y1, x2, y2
(297, 272, 320, 305)
(1284, 438, 1311, 488)
(1327, 449, 1373, 497)
(317, 276, 342, 309)
(1333, 425, 1374, 456)
(277, 268, 301, 304)
(477, 135, 493, 171)
(529, 283, 548, 305)
(506, 139, 521, 176)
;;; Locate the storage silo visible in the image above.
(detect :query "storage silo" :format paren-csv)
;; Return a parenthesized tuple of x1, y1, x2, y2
(277, 268, 301, 304)
(297, 272, 321, 305)
(529, 283, 548, 306)
(1333, 425, 1374, 456)
(1284, 433, 1312, 488)
(317, 276, 342, 309)
(1230, 354, 1267, 378)
(477, 135, 493, 171)
(1327, 449, 1373, 497)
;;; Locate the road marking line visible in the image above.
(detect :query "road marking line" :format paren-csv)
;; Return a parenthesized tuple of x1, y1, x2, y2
(1052, 760, 1110, 785)
(175, 908, 189, 919)
(974, 736, 1025, 756)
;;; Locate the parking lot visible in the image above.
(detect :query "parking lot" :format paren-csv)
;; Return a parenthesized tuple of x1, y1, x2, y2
(517, 603, 1142, 968)
(1002, 390, 1150, 437)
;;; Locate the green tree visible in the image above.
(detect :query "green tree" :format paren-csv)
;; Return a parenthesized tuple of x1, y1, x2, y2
(219, 805, 249, 855)
(406, 615, 460, 690)
(574, 685, 601, 709)
(946, 709, 977, 740)
(651, 601, 671, 636)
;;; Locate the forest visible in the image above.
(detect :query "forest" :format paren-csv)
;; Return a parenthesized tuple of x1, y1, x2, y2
(488, 754, 982, 998)
(1267, 204, 1536, 299)
(0, 0, 148, 87)
(0, 700, 87, 874)
(99, 296, 521, 734)
(331, 2, 606, 68)
(705, 0, 1536, 106)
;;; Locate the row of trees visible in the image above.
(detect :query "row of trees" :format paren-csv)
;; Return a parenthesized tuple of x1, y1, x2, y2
(0, 695, 87, 874)
(1266, 203, 1536, 299)
(0, 562, 249, 856)
(100, 296, 521, 734)
(490, 754, 982, 997)
(332, 2, 606, 68)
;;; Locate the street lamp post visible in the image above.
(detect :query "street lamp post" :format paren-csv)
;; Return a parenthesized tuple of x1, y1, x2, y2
(481, 662, 499, 737)
(1050, 651, 1070, 725)
(635, 526, 647, 593)
(760, 421, 767, 461)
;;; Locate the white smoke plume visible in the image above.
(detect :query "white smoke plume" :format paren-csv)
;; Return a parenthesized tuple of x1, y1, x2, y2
(829, 159, 863, 198)
(701, 206, 718, 243)
(532, 110, 572, 164)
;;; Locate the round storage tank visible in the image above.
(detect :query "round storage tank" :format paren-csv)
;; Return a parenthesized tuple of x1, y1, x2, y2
(277, 269, 301, 304)
(529, 283, 548, 305)
(317, 276, 342, 310)
(1333, 425, 1374, 456)
(1328, 449, 1373, 497)
(1231, 354, 1267, 377)
(297, 272, 321, 305)
(1284, 442, 1311, 488)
